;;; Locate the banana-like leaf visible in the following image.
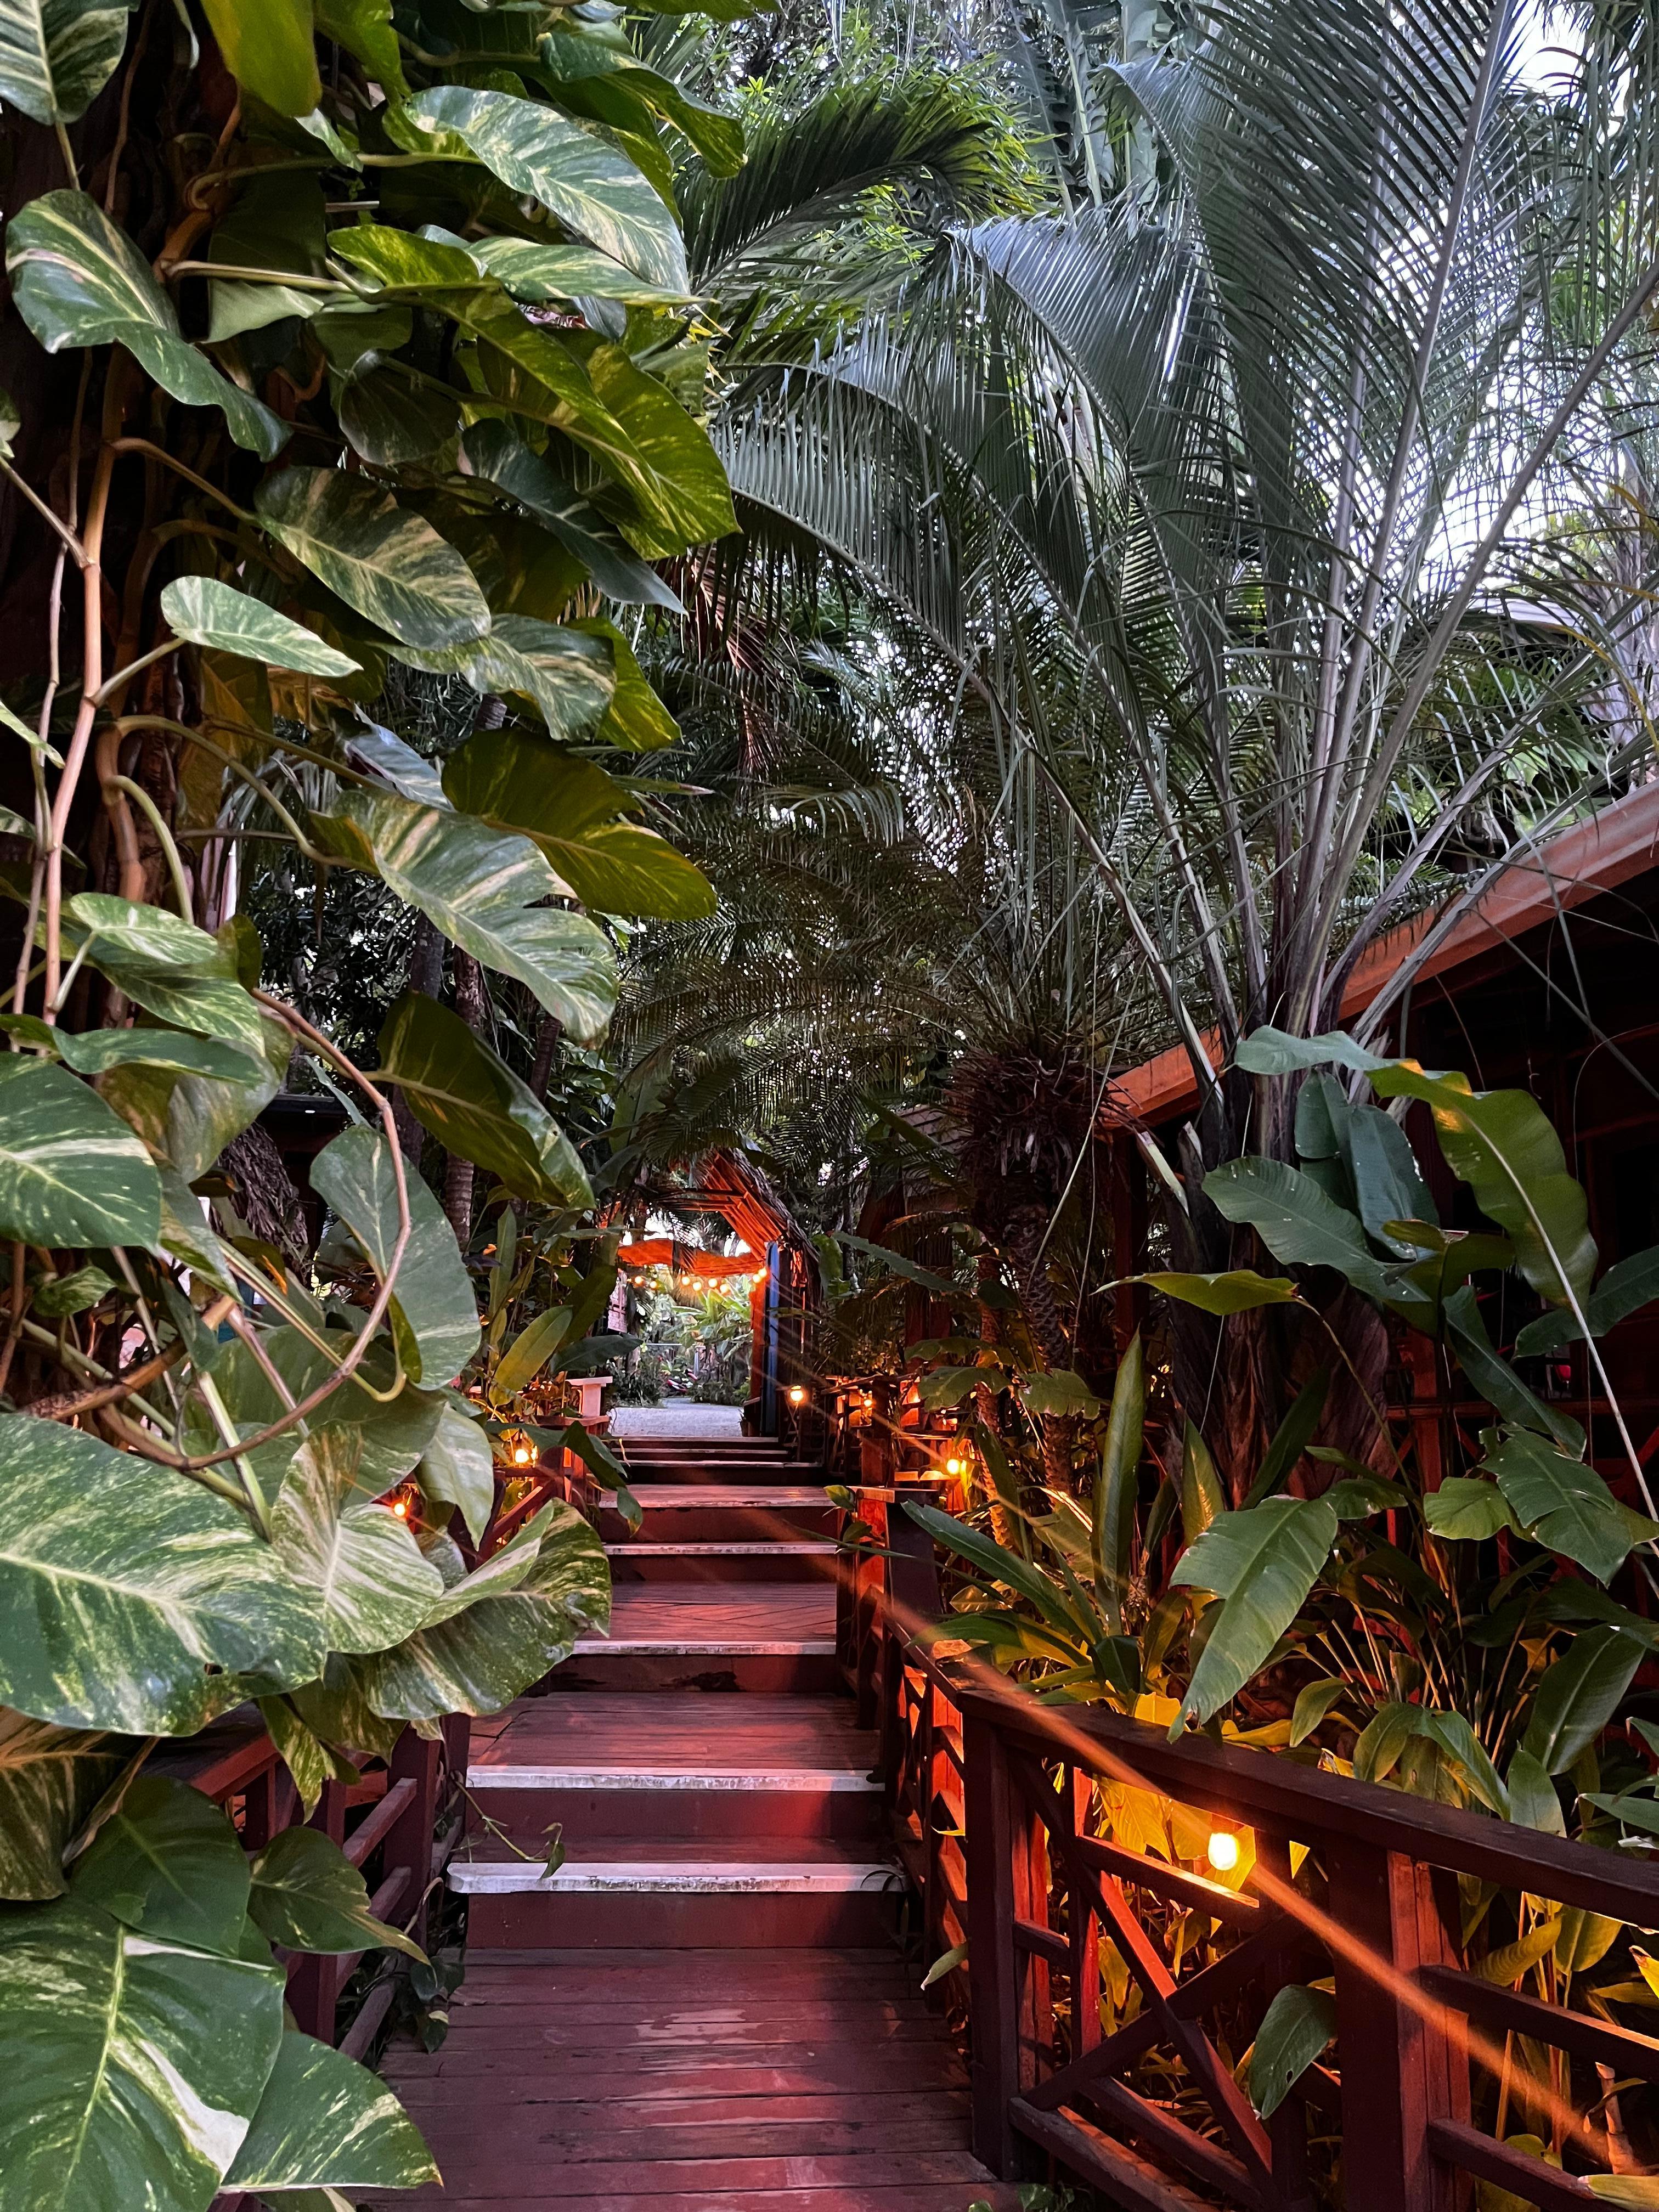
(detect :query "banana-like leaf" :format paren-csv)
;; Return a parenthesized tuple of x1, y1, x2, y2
(270, 1427, 445, 1657)
(1022, 1367, 1099, 1418)
(392, 613, 614, 742)
(1093, 1332, 1143, 1630)
(1203, 1157, 1395, 1301)
(1136, 1268, 1297, 1313)
(1243, 1369, 1330, 1507)
(394, 85, 689, 294)
(1505, 1748, 1566, 1836)
(0, 1708, 133, 1900)
(160, 577, 360, 677)
(1249, 1984, 1335, 2119)
(1370, 1065, 1598, 1308)
(1521, 1626, 1645, 1774)
(460, 421, 682, 608)
(1348, 1103, 1435, 1256)
(197, 0, 317, 112)
(1475, 1918, 1564, 1985)
(1288, 1676, 1350, 1746)
(1423, 1476, 1519, 1543)
(69, 1775, 250, 1955)
(1180, 1419, 1226, 1542)
(1171, 1496, 1340, 1733)
(1443, 1286, 1583, 1453)
(248, 1826, 422, 1961)
(224, 2030, 436, 2191)
(355, 1503, 610, 1722)
(415, 1404, 495, 1547)
(313, 787, 616, 1040)
(0, 0, 128, 123)
(902, 1499, 1080, 1637)
(4, 191, 287, 457)
(491, 1306, 573, 1403)
(377, 992, 592, 1207)
(1234, 1026, 1393, 1077)
(0, 1898, 285, 2209)
(0, 1056, 159, 1246)
(310, 1124, 479, 1385)
(0, 1413, 322, 1733)
(1484, 1430, 1659, 1585)
(1517, 1243, 1659, 1356)
(255, 469, 489, 652)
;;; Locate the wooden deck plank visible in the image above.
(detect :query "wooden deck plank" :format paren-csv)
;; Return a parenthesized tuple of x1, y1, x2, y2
(577, 1584, 836, 1652)
(471, 1695, 874, 1773)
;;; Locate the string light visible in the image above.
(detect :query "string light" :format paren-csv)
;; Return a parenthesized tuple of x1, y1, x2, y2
(944, 1455, 966, 1477)
(1206, 1830, 1239, 1873)
(787, 1385, 807, 1408)
(511, 1437, 534, 1467)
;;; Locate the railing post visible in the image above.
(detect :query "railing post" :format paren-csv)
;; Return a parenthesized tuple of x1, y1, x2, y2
(385, 1728, 442, 1954)
(964, 1711, 1020, 2178)
(287, 1775, 349, 2041)
(1327, 1841, 1471, 2212)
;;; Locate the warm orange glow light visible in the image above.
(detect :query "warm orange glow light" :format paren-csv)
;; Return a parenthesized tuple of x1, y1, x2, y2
(945, 1456, 966, 1476)
(1207, 1830, 1239, 1872)
(512, 1442, 534, 1466)
(787, 1385, 807, 1407)
(392, 1499, 408, 1519)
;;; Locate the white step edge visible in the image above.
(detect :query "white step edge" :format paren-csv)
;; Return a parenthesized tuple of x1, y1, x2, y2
(449, 1858, 900, 1895)
(603, 1542, 839, 1556)
(625, 1487, 833, 1505)
(573, 1636, 837, 1655)
(466, 1765, 879, 1793)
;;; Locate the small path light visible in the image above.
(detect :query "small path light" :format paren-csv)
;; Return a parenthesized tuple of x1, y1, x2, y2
(1206, 1830, 1239, 1874)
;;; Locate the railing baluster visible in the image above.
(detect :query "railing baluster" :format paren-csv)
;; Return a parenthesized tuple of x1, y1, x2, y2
(1067, 1765, 1100, 2064)
(964, 1710, 1021, 2177)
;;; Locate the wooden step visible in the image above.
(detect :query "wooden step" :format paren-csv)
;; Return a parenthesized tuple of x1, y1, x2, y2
(601, 1485, 842, 1544)
(452, 1838, 904, 1947)
(549, 1583, 839, 1692)
(604, 1540, 838, 1584)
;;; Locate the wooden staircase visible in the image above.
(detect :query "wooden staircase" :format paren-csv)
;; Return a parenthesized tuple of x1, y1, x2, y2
(374, 1425, 1019, 2210)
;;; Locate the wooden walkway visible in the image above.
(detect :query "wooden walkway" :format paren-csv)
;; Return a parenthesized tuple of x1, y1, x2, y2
(374, 1432, 1018, 2211)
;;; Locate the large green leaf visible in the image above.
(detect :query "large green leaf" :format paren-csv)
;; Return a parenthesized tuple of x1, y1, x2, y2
(4, 192, 287, 458)
(1370, 1066, 1598, 1308)
(396, 84, 689, 293)
(471, 231, 687, 306)
(572, 617, 681, 750)
(391, 613, 615, 742)
(443, 727, 714, 918)
(379, 994, 591, 1207)
(1442, 1286, 1583, 1453)
(52, 1026, 263, 1083)
(270, 1427, 444, 1657)
(160, 578, 360, 678)
(460, 421, 683, 608)
(1171, 1496, 1340, 1732)
(0, 1899, 285, 2209)
(68, 1775, 250, 1956)
(1137, 1268, 1297, 1314)
(311, 786, 616, 1040)
(310, 1124, 479, 1385)
(537, 32, 744, 173)
(1485, 1430, 1659, 1585)
(490, 1305, 572, 1403)
(224, 2030, 436, 2191)
(0, 1413, 321, 1733)
(247, 1826, 423, 1961)
(1203, 1157, 1394, 1301)
(183, 1328, 445, 1506)
(0, 1709, 133, 1901)
(197, 0, 318, 112)
(356, 1504, 610, 1723)
(255, 469, 489, 652)
(101, 1013, 286, 1184)
(0, 0, 127, 123)
(1423, 1476, 1519, 1543)
(60, 894, 268, 1059)
(1347, 1103, 1435, 1257)
(1521, 1627, 1646, 1774)
(415, 1403, 495, 1547)
(584, 342, 737, 554)
(1249, 1984, 1336, 2119)
(0, 1057, 160, 1246)
(1234, 1026, 1392, 1077)
(313, 0, 403, 95)
(1180, 1419, 1226, 1542)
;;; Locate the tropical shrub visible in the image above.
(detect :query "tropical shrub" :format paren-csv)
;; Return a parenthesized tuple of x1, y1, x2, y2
(0, 0, 737, 2198)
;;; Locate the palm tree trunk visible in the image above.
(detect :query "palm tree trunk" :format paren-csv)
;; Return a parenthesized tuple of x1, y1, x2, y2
(1008, 1206, 1079, 1493)
(444, 948, 489, 1246)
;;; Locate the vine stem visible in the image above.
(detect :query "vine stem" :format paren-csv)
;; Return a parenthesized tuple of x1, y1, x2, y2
(43, 428, 119, 1025)
(103, 774, 194, 918)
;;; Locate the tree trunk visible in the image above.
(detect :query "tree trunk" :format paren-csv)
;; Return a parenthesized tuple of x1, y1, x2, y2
(443, 947, 489, 1246)
(392, 915, 443, 1163)
(1007, 1206, 1079, 1494)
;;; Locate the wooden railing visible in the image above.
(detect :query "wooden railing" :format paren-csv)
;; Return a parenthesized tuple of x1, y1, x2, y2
(840, 1482, 1659, 2212)
(158, 1707, 469, 2064)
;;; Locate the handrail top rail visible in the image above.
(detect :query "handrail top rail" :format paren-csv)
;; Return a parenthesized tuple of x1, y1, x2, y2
(952, 1678, 1659, 1924)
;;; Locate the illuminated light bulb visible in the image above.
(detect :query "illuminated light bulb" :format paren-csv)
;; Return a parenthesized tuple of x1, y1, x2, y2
(512, 1442, 533, 1466)
(787, 1385, 807, 1407)
(392, 1498, 408, 1519)
(1206, 1830, 1239, 1873)
(945, 1456, 966, 1476)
